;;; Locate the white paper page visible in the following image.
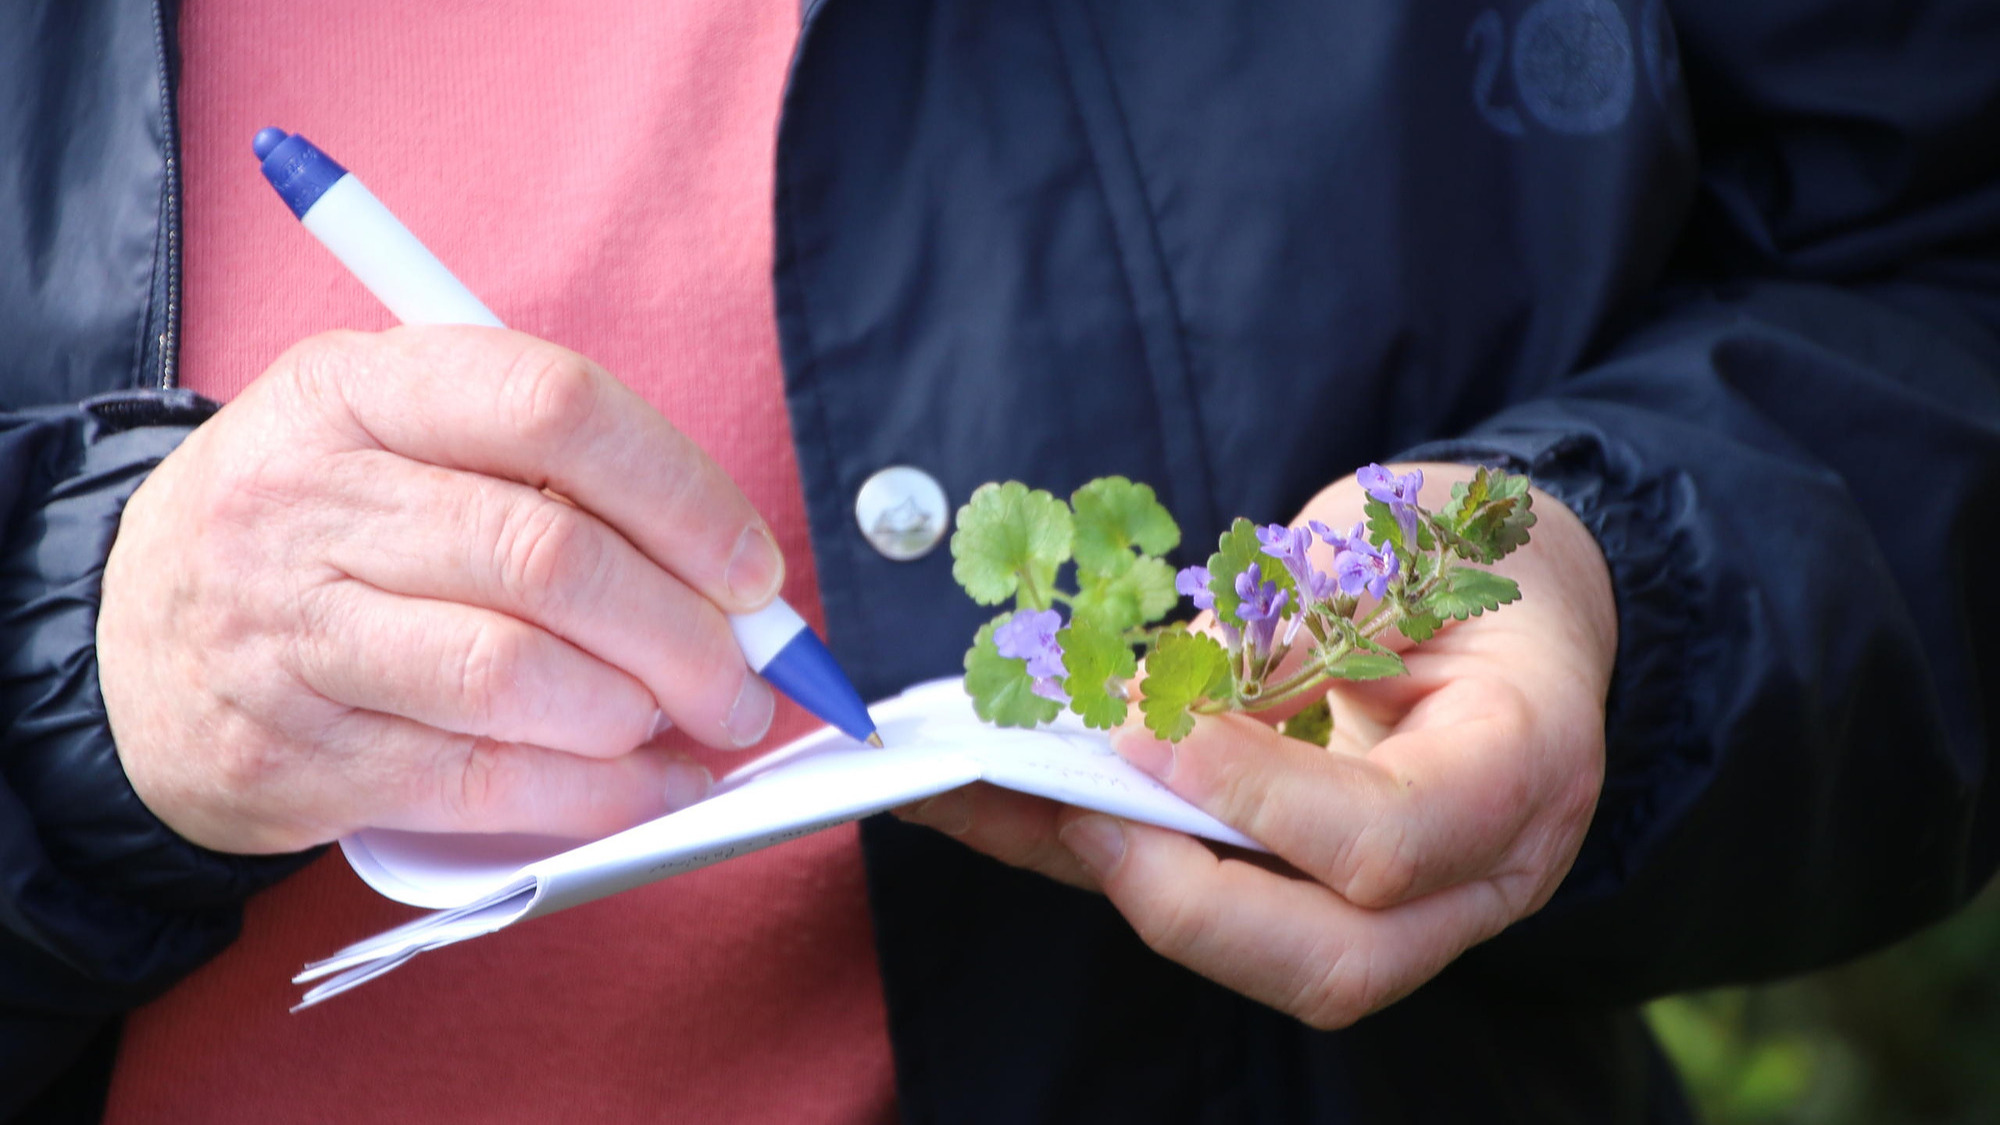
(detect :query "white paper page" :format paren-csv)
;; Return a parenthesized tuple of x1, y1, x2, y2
(341, 682, 977, 909)
(340, 677, 1266, 909)
(341, 829, 586, 910)
(965, 729, 1261, 850)
(513, 744, 980, 919)
(300, 677, 1269, 1005)
(297, 881, 538, 985)
(295, 746, 978, 1008)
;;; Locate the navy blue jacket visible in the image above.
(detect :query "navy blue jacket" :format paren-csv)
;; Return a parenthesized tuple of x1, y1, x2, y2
(5, 0, 1999, 1120)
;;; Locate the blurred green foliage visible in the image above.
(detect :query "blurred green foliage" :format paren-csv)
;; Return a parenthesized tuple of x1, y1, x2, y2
(1646, 880, 2000, 1124)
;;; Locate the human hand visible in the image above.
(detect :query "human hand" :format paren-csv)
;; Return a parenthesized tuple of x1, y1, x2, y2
(99, 327, 784, 854)
(899, 464, 1615, 1027)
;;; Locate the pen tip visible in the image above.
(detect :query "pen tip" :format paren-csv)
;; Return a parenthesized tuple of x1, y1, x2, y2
(866, 733, 885, 748)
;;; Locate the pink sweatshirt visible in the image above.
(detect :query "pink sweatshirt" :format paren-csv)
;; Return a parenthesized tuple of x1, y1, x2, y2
(103, 4, 896, 1122)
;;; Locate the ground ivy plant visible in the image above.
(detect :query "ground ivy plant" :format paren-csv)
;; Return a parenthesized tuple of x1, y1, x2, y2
(951, 466, 1535, 744)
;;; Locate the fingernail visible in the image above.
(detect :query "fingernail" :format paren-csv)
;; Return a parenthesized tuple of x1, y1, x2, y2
(724, 525, 784, 606)
(662, 760, 713, 812)
(724, 675, 775, 747)
(1116, 731, 1175, 781)
(910, 789, 972, 836)
(1061, 815, 1126, 877)
(649, 710, 674, 740)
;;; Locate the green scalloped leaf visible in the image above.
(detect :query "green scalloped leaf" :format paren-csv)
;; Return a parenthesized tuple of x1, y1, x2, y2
(950, 482, 1073, 607)
(1071, 477, 1181, 577)
(964, 615, 1062, 727)
(1139, 629, 1232, 742)
(1440, 468, 1535, 564)
(1422, 566, 1523, 621)
(1323, 651, 1408, 681)
(1396, 610, 1444, 643)
(1072, 555, 1178, 634)
(1058, 621, 1138, 729)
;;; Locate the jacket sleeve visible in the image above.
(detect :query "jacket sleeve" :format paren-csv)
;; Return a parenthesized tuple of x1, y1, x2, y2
(1408, 278, 2000, 1001)
(0, 389, 318, 1118)
(1401, 0, 2000, 1002)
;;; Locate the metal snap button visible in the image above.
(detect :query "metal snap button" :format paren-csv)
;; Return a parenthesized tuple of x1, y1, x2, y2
(854, 465, 950, 561)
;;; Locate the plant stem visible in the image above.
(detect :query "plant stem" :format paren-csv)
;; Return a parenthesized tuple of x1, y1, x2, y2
(1241, 669, 1336, 712)
(1016, 569, 1048, 611)
(1255, 637, 1344, 700)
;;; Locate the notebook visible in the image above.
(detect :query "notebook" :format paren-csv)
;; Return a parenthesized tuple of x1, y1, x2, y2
(293, 677, 1260, 1008)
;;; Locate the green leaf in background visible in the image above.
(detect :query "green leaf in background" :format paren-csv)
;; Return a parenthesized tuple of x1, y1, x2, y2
(1139, 628, 1232, 742)
(1071, 477, 1180, 576)
(1206, 518, 1297, 629)
(1422, 566, 1522, 621)
(1396, 609, 1443, 643)
(1279, 696, 1333, 746)
(963, 615, 1063, 727)
(1440, 467, 1535, 564)
(950, 482, 1073, 607)
(1322, 651, 1407, 681)
(1072, 555, 1178, 634)
(1058, 621, 1138, 729)
(1439, 465, 1520, 528)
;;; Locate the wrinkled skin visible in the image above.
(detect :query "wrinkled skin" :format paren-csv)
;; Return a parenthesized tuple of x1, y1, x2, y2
(100, 326, 780, 854)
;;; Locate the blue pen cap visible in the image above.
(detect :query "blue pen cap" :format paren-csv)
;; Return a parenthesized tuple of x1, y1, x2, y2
(253, 128, 347, 219)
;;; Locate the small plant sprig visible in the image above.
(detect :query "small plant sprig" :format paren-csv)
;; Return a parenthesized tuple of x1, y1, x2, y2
(951, 466, 1536, 744)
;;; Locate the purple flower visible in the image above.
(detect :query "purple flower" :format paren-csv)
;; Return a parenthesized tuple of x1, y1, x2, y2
(1258, 525, 1319, 590)
(1357, 464, 1423, 545)
(1334, 538, 1400, 600)
(1260, 523, 1341, 604)
(994, 608, 1070, 702)
(1216, 620, 1242, 650)
(1310, 519, 1362, 551)
(1234, 563, 1290, 652)
(1175, 565, 1216, 611)
(1357, 464, 1424, 508)
(1301, 567, 1340, 603)
(1256, 524, 1311, 582)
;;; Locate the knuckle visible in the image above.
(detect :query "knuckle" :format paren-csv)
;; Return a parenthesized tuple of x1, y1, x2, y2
(499, 344, 599, 452)
(1130, 887, 1214, 964)
(272, 330, 370, 411)
(209, 451, 316, 525)
(443, 738, 515, 827)
(494, 498, 602, 614)
(1338, 811, 1422, 909)
(202, 704, 291, 797)
(284, 580, 344, 683)
(452, 621, 528, 732)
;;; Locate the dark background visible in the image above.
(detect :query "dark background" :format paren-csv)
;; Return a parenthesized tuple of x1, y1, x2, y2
(1648, 880, 2000, 1123)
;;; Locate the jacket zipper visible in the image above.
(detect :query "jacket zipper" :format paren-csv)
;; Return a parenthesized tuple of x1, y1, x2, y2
(150, 0, 182, 390)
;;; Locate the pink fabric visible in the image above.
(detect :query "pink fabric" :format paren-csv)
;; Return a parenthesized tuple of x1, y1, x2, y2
(103, 4, 897, 1123)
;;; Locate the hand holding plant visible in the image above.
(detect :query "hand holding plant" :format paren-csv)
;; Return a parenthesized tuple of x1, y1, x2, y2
(907, 464, 1615, 1031)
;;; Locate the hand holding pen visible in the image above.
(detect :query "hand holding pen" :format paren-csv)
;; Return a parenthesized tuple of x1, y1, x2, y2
(94, 132, 873, 857)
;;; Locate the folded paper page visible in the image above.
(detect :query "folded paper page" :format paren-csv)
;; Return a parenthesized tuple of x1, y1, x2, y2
(294, 677, 1262, 1008)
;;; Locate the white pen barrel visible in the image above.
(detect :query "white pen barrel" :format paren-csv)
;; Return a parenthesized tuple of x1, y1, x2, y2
(299, 176, 504, 328)
(729, 601, 807, 672)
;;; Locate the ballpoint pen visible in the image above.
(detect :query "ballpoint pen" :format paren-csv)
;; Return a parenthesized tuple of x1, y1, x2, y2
(252, 127, 883, 748)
